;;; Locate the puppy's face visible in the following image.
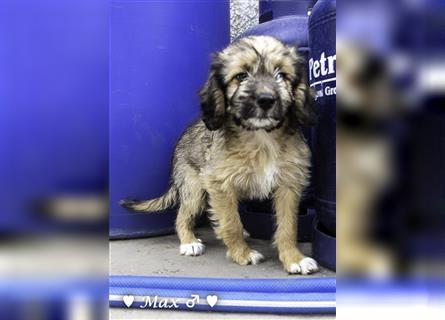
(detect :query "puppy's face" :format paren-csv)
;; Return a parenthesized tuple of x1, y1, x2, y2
(221, 37, 298, 131)
(200, 36, 316, 132)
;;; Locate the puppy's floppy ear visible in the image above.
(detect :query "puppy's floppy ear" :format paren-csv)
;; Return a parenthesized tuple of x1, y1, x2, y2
(199, 58, 226, 131)
(293, 80, 317, 127)
(291, 57, 318, 127)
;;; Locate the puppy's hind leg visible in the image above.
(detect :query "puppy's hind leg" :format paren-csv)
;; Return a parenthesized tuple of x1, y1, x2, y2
(175, 167, 206, 256)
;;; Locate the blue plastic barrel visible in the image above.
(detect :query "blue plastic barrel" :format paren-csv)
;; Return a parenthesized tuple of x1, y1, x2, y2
(241, 15, 309, 59)
(259, 0, 312, 23)
(109, 1, 230, 239)
(0, 0, 108, 233)
(308, 0, 336, 269)
(312, 218, 336, 270)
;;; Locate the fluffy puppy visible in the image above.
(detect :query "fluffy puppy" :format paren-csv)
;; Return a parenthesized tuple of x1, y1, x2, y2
(121, 36, 318, 274)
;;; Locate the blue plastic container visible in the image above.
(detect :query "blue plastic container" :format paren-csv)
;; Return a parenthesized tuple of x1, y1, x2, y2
(312, 219, 336, 271)
(241, 203, 316, 242)
(308, 0, 336, 269)
(109, 1, 230, 239)
(240, 15, 309, 61)
(309, 0, 336, 234)
(259, 0, 312, 23)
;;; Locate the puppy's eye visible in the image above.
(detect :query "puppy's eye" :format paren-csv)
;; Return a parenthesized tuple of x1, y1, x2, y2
(275, 72, 285, 81)
(234, 73, 248, 81)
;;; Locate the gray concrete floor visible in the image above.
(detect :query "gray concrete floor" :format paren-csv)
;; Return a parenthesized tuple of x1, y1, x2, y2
(110, 226, 335, 319)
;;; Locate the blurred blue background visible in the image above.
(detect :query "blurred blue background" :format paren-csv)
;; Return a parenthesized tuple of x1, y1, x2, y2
(0, 0, 108, 234)
(0, 1, 108, 319)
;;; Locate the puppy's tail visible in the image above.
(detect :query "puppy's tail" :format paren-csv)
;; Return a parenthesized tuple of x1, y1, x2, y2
(120, 187, 178, 212)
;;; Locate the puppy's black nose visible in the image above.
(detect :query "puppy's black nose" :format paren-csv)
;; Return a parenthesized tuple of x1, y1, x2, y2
(257, 93, 276, 110)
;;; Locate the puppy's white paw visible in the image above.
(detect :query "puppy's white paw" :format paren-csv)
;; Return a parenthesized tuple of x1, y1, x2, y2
(243, 229, 250, 239)
(248, 250, 264, 265)
(289, 257, 319, 275)
(179, 241, 205, 256)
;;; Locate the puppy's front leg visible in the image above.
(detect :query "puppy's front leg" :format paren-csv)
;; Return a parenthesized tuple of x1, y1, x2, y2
(273, 186, 318, 274)
(208, 188, 264, 265)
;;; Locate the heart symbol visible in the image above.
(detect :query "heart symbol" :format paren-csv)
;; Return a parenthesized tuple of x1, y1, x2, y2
(123, 295, 134, 308)
(206, 295, 218, 307)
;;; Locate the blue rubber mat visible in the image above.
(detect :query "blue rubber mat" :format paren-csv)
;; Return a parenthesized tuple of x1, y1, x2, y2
(109, 276, 336, 314)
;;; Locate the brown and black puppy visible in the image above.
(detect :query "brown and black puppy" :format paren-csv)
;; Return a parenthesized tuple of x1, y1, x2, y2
(121, 36, 318, 274)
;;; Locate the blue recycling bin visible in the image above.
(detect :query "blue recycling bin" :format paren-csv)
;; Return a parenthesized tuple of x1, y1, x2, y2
(309, 0, 336, 270)
(109, 1, 230, 239)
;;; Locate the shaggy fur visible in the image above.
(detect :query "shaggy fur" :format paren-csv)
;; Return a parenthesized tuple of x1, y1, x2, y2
(121, 36, 318, 274)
